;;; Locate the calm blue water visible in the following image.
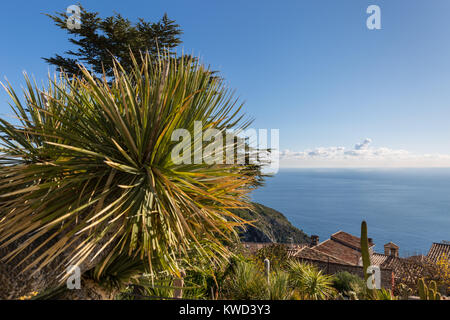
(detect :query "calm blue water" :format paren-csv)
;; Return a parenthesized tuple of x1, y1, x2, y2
(251, 168, 450, 256)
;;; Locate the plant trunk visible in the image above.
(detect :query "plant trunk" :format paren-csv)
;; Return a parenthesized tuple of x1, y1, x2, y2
(0, 233, 115, 300)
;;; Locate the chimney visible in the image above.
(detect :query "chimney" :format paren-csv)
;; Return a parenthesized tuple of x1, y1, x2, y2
(367, 238, 374, 254)
(310, 235, 319, 247)
(384, 242, 399, 257)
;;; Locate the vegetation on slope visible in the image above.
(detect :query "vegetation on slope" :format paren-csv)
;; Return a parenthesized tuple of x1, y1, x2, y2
(235, 203, 310, 244)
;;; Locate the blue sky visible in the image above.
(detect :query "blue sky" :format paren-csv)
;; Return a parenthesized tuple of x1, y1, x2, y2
(1, 0, 450, 167)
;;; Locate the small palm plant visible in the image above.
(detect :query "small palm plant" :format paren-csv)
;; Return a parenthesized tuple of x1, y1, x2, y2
(288, 260, 336, 300)
(222, 260, 268, 300)
(0, 52, 263, 297)
(376, 288, 397, 300)
(267, 270, 294, 300)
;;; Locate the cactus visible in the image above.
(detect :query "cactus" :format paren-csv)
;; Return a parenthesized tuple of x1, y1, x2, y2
(428, 288, 436, 300)
(360, 221, 375, 298)
(417, 278, 442, 300)
(398, 283, 413, 300)
(429, 280, 437, 293)
(360, 221, 371, 280)
(428, 281, 437, 300)
(428, 281, 440, 300)
(418, 278, 428, 300)
(431, 284, 442, 300)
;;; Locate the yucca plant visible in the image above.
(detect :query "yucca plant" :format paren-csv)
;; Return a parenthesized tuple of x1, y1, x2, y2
(287, 260, 336, 300)
(221, 260, 268, 300)
(267, 270, 294, 300)
(376, 288, 397, 300)
(0, 52, 263, 299)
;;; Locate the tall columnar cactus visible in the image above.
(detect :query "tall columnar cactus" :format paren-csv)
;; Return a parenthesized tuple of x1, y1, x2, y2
(418, 278, 428, 300)
(417, 278, 442, 300)
(429, 280, 442, 300)
(360, 221, 371, 281)
(360, 221, 375, 298)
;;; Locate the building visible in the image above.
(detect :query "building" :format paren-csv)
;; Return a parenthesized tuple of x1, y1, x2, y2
(293, 231, 394, 289)
(427, 242, 450, 263)
(308, 231, 375, 265)
(383, 242, 399, 257)
(243, 232, 449, 291)
(370, 242, 402, 269)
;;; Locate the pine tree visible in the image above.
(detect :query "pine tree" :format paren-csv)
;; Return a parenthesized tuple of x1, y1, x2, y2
(43, 5, 183, 77)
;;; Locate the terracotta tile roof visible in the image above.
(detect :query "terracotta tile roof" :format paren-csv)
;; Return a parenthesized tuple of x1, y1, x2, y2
(371, 253, 402, 270)
(308, 231, 376, 266)
(371, 253, 434, 279)
(313, 239, 362, 265)
(330, 231, 375, 250)
(293, 246, 353, 265)
(427, 242, 450, 263)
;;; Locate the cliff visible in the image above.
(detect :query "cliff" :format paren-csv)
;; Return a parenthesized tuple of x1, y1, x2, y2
(234, 202, 310, 244)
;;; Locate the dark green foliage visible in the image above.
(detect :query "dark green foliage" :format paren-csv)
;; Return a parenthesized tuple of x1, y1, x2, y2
(332, 271, 364, 294)
(86, 253, 148, 291)
(221, 260, 268, 300)
(235, 203, 310, 244)
(44, 5, 182, 77)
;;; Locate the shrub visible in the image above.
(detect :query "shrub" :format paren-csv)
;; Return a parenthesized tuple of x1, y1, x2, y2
(376, 288, 396, 300)
(332, 271, 365, 295)
(349, 277, 371, 300)
(222, 260, 267, 300)
(267, 271, 294, 300)
(287, 260, 336, 300)
(0, 52, 262, 287)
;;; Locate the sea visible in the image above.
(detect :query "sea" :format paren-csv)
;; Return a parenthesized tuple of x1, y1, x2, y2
(251, 168, 450, 256)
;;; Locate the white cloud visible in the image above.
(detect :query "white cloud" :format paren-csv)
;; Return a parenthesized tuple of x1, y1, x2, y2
(280, 139, 450, 168)
(354, 138, 372, 150)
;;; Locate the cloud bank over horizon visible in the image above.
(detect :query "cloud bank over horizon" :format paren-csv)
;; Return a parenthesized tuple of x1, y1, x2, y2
(280, 139, 450, 168)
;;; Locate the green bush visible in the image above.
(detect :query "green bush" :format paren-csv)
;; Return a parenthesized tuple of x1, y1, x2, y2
(349, 277, 371, 300)
(332, 271, 365, 295)
(222, 260, 268, 300)
(221, 259, 295, 300)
